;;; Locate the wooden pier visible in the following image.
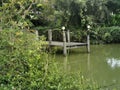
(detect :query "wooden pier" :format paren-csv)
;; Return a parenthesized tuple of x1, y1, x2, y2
(48, 27, 90, 56)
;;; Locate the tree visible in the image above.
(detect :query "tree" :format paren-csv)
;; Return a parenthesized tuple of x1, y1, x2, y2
(106, 0, 120, 14)
(0, 0, 38, 29)
(54, 0, 86, 28)
(85, 0, 110, 26)
(28, 0, 56, 27)
(106, 0, 120, 26)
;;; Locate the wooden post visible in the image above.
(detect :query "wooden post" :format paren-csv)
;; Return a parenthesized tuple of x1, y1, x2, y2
(48, 29, 52, 45)
(48, 29, 52, 51)
(35, 30, 39, 40)
(62, 28, 67, 56)
(87, 34, 90, 53)
(67, 30, 70, 43)
(87, 25, 90, 53)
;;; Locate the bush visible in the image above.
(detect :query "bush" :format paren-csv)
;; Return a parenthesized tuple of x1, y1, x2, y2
(0, 29, 48, 89)
(91, 26, 120, 44)
(0, 29, 99, 90)
(110, 14, 120, 26)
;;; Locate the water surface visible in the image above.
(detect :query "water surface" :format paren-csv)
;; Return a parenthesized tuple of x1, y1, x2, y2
(55, 44, 120, 89)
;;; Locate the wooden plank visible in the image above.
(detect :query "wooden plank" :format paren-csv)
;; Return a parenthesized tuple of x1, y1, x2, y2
(67, 46, 86, 49)
(47, 41, 87, 47)
(66, 42, 87, 46)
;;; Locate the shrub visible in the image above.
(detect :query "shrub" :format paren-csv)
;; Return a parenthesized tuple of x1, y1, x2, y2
(0, 29, 48, 89)
(110, 14, 120, 26)
(91, 26, 120, 44)
(0, 29, 99, 90)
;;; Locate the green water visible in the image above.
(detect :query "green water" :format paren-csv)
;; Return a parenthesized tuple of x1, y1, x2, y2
(55, 44, 120, 89)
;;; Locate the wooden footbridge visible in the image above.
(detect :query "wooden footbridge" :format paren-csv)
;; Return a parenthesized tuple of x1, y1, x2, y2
(47, 26, 90, 56)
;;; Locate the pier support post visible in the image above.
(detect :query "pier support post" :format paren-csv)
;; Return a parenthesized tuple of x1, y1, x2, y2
(48, 29, 52, 44)
(35, 30, 39, 40)
(67, 30, 70, 43)
(62, 27, 67, 56)
(87, 34, 90, 53)
(48, 29, 52, 51)
(87, 25, 90, 53)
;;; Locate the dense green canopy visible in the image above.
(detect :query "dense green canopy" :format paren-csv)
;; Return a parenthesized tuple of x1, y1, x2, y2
(0, 0, 120, 29)
(0, 0, 120, 43)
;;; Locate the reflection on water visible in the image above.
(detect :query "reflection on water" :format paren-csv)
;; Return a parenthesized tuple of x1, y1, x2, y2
(107, 58, 120, 68)
(55, 44, 120, 89)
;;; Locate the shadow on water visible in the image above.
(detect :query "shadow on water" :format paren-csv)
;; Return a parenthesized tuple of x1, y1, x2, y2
(55, 44, 120, 89)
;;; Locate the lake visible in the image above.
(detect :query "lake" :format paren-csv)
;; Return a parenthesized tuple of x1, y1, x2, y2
(55, 44, 120, 89)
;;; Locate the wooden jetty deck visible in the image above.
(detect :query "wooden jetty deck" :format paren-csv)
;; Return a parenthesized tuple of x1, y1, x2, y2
(49, 41, 87, 48)
(47, 27, 90, 56)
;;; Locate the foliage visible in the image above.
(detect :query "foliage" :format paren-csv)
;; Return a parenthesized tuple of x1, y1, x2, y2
(0, 0, 36, 29)
(91, 26, 120, 44)
(109, 14, 120, 26)
(0, 0, 55, 29)
(85, 0, 109, 25)
(28, 0, 55, 27)
(54, 0, 86, 28)
(106, 0, 120, 14)
(1, 0, 120, 29)
(0, 29, 100, 90)
(44, 73, 99, 90)
(0, 29, 48, 89)
(53, 0, 120, 28)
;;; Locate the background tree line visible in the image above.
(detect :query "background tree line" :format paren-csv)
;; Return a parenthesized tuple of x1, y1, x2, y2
(0, 0, 120, 43)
